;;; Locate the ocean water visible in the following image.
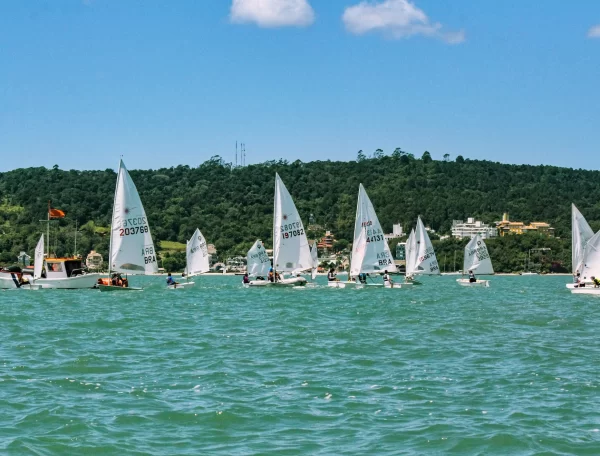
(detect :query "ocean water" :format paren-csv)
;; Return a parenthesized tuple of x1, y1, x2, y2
(1, 275, 599, 455)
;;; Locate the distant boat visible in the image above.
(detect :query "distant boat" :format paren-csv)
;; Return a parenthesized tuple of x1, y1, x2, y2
(168, 228, 210, 289)
(567, 204, 595, 289)
(413, 216, 441, 276)
(456, 234, 493, 287)
(570, 230, 600, 294)
(98, 159, 158, 292)
(249, 174, 309, 287)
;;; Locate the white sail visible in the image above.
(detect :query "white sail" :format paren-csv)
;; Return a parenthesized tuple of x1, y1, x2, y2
(186, 228, 210, 277)
(350, 184, 396, 275)
(310, 242, 319, 280)
(405, 228, 416, 275)
(463, 234, 494, 275)
(247, 240, 271, 277)
(572, 204, 594, 274)
(33, 234, 45, 280)
(580, 231, 600, 281)
(414, 216, 440, 275)
(109, 160, 158, 275)
(272, 174, 312, 273)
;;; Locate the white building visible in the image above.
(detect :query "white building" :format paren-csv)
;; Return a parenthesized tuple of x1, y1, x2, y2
(451, 218, 498, 240)
(17, 251, 31, 267)
(384, 223, 404, 241)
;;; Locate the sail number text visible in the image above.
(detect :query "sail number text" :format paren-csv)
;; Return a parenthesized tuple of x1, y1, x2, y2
(142, 246, 156, 264)
(120, 225, 150, 236)
(280, 222, 305, 239)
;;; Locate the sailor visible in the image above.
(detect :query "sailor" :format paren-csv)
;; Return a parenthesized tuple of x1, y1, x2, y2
(358, 273, 367, 284)
(593, 276, 600, 288)
(268, 267, 274, 282)
(574, 271, 581, 284)
(166, 272, 178, 286)
(468, 270, 476, 283)
(327, 268, 338, 282)
(383, 270, 393, 286)
(242, 273, 250, 284)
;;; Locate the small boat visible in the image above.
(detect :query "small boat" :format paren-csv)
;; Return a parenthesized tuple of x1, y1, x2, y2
(248, 174, 310, 287)
(168, 228, 210, 289)
(98, 159, 158, 292)
(569, 229, 600, 294)
(569, 204, 595, 289)
(413, 216, 441, 276)
(245, 240, 271, 286)
(341, 184, 409, 289)
(456, 234, 493, 287)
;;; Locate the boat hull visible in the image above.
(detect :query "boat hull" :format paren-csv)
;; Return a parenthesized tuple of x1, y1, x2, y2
(34, 273, 101, 289)
(570, 287, 600, 295)
(167, 281, 195, 290)
(457, 279, 490, 287)
(98, 284, 143, 292)
(248, 277, 307, 287)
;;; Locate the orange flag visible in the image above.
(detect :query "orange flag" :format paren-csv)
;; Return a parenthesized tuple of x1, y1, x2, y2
(49, 208, 66, 218)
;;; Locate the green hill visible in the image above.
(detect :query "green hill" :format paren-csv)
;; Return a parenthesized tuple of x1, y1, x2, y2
(1, 152, 598, 272)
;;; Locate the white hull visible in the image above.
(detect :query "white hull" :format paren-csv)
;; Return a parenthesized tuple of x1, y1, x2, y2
(441, 272, 462, 276)
(167, 281, 195, 289)
(0, 274, 24, 289)
(385, 281, 413, 289)
(457, 279, 490, 287)
(520, 272, 538, 276)
(98, 284, 143, 292)
(248, 277, 307, 287)
(34, 273, 101, 289)
(570, 287, 600, 295)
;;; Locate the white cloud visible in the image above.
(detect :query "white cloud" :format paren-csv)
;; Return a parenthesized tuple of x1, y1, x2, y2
(230, 0, 315, 28)
(342, 0, 465, 44)
(588, 24, 600, 38)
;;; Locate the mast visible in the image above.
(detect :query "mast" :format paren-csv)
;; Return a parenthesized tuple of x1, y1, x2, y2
(47, 200, 50, 257)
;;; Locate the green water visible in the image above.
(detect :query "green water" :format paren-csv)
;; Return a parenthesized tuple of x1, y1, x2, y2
(1, 275, 599, 455)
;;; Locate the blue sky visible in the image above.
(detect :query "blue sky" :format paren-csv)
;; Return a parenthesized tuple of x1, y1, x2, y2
(1, 0, 599, 172)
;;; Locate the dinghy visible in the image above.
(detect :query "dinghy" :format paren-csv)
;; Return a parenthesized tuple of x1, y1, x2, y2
(413, 216, 440, 277)
(338, 184, 409, 289)
(456, 234, 493, 287)
(245, 240, 271, 287)
(249, 174, 310, 287)
(168, 228, 209, 289)
(98, 159, 158, 291)
(567, 204, 595, 289)
(570, 230, 600, 293)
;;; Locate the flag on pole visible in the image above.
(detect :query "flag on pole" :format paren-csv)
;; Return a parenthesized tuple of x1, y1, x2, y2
(48, 200, 65, 218)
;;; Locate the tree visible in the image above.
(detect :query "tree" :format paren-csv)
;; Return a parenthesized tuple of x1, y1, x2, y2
(443, 153, 450, 162)
(357, 150, 366, 162)
(422, 151, 432, 163)
(392, 148, 403, 159)
(456, 155, 465, 164)
(373, 149, 384, 159)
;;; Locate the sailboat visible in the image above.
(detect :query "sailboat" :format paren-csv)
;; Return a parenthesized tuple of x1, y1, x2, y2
(168, 228, 210, 289)
(98, 159, 158, 291)
(570, 230, 600, 294)
(567, 204, 595, 289)
(456, 234, 494, 287)
(411, 216, 440, 277)
(337, 184, 408, 289)
(245, 239, 271, 287)
(441, 250, 462, 275)
(249, 174, 310, 287)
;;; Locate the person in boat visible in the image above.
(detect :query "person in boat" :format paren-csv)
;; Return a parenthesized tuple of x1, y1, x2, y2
(327, 268, 338, 282)
(268, 267, 274, 283)
(111, 272, 125, 287)
(275, 272, 282, 282)
(383, 270, 393, 286)
(592, 276, 600, 288)
(358, 273, 367, 284)
(574, 271, 580, 284)
(242, 273, 250, 284)
(166, 273, 179, 286)
(468, 270, 476, 283)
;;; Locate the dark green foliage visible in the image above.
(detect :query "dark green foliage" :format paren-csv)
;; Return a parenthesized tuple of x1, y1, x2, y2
(0, 154, 598, 272)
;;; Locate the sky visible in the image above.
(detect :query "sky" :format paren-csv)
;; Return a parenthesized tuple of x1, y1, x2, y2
(1, 0, 599, 172)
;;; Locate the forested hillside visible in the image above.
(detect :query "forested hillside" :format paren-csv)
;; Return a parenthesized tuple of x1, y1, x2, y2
(1, 152, 599, 272)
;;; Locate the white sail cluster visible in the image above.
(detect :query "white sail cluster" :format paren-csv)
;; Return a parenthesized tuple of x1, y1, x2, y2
(405, 216, 440, 275)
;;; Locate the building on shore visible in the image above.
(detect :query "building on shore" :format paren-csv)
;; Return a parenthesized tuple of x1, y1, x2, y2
(451, 218, 498, 239)
(317, 231, 335, 251)
(384, 223, 404, 241)
(86, 250, 103, 270)
(17, 251, 31, 267)
(495, 213, 555, 237)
